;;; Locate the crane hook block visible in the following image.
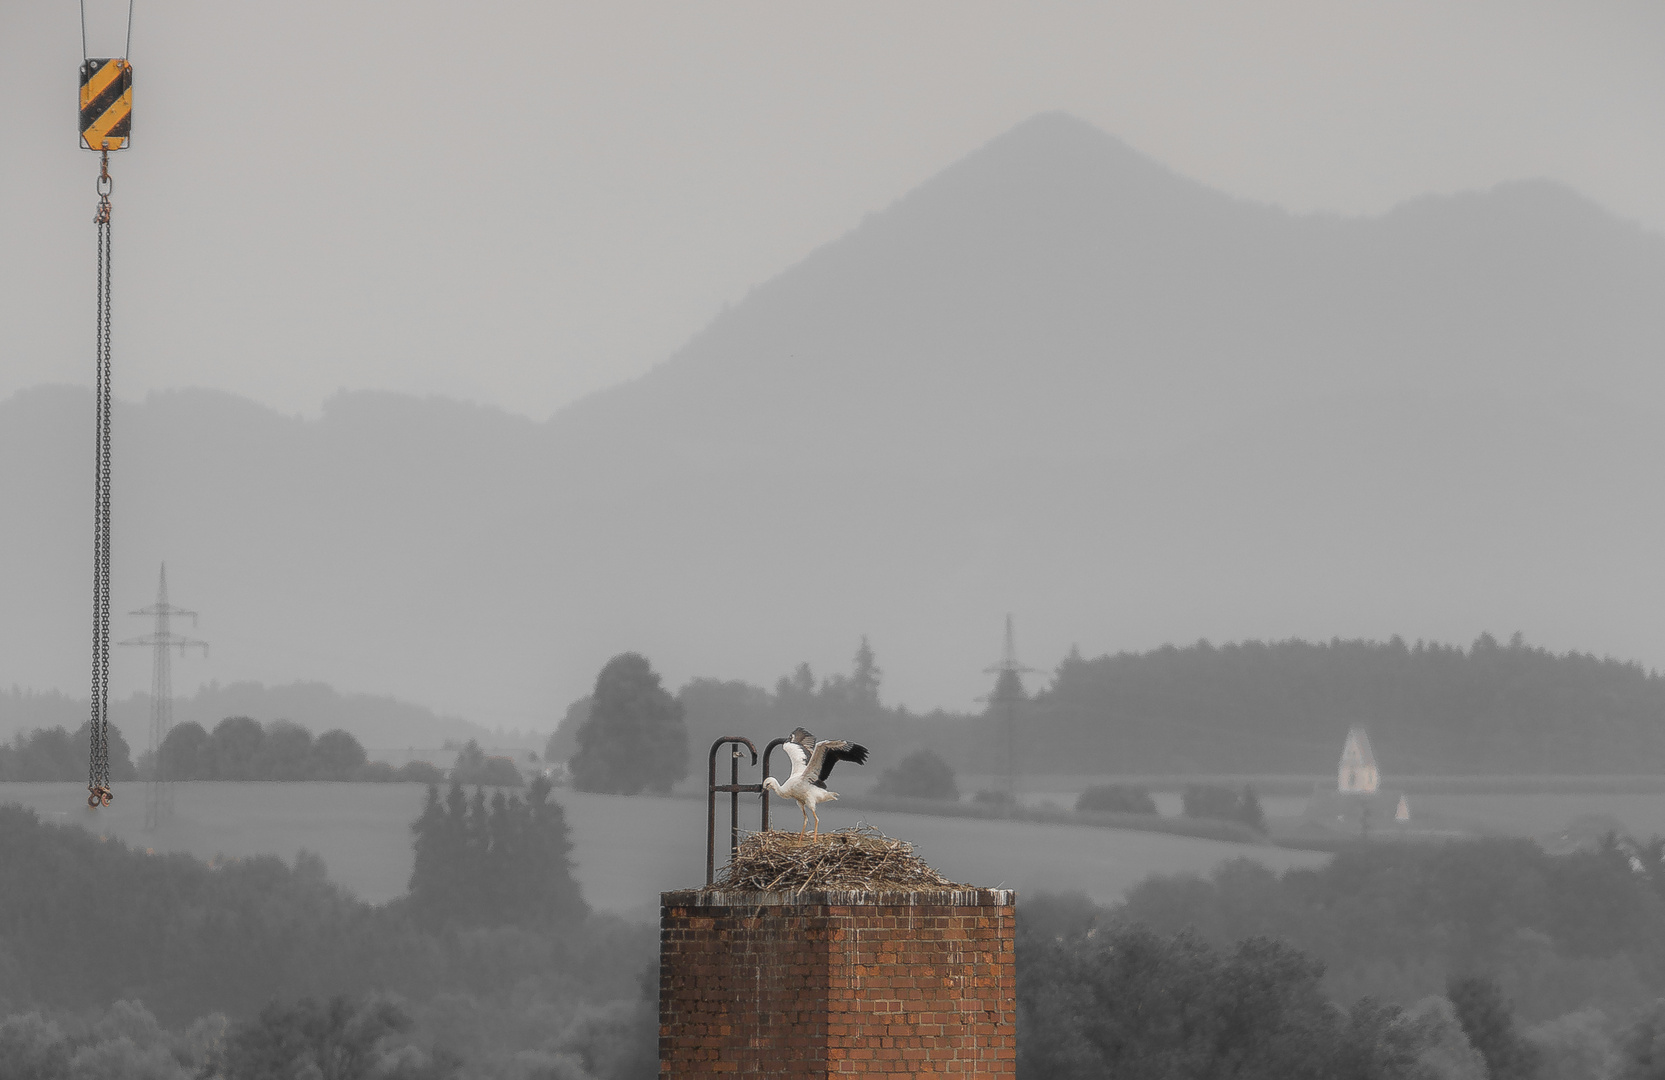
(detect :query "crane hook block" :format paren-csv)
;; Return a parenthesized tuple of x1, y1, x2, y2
(79, 59, 132, 152)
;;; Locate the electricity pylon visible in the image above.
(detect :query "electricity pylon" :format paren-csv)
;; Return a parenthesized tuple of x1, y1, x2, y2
(120, 564, 207, 830)
(981, 614, 1040, 815)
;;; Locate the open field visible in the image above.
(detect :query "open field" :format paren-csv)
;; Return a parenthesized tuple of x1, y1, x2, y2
(957, 774, 1665, 842)
(0, 782, 1326, 917)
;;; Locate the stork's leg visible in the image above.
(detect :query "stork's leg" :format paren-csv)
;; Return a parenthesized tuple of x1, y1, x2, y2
(810, 803, 821, 838)
(799, 802, 809, 836)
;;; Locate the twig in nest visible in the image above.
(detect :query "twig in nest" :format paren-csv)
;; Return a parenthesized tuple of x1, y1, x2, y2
(707, 824, 967, 892)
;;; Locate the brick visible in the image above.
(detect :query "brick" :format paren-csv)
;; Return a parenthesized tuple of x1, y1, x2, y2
(658, 889, 1015, 1077)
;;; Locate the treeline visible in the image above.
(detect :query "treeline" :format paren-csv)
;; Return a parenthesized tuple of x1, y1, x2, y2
(0, 681, 501, 759)
(1113, 836, 1665, 1025)
(0, 719, 525, 785)
(0, 722, 134, 782)
(1014, 833, 1665, 1078)
(557, 633, 1665, 786)
(155, 717, 450, 783)
(0, 780, 655, 1078)
(1014, 634, 1665, 775)
(408, 778, 584, 927)
(550, 639, 956, 793)
(1017, 838, 1665, 1079)
(1022, 919, 1456, 1078)
(1019, 908, 1647, 1080)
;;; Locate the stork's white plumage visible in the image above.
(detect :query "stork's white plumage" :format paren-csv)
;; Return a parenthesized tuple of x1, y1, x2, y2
(764, 726, 869, 837)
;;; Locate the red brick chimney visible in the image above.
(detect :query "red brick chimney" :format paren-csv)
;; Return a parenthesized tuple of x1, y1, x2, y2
(659, 887, 1016, 1076)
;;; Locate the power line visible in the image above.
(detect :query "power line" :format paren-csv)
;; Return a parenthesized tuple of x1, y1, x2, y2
(119, 564, 207, 830)
(979, 614, 1040, 815)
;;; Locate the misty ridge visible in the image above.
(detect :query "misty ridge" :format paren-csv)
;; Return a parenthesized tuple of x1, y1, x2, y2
(7, 113, 1665, 726)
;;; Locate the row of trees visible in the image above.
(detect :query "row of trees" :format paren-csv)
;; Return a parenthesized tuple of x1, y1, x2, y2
(554, 639, 917, 796)
(556, 632, 1665, 782)
(1181, 783, 1267, 832)
(408, 777, 586, 928)
(1029, 633, 1665, 775)
(0, 723, 134, 782)
(157, 717, 380, 781)
(0, 719, 523, 786)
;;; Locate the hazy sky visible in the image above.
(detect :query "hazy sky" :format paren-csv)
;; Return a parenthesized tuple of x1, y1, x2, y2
(3, 2, 1663, 419)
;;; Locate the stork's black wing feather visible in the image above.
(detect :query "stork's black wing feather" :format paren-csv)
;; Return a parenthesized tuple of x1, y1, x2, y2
(814, 742, 869, 786)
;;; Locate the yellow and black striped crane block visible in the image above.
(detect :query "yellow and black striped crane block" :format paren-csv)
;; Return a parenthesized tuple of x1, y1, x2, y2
(79, 58, 132, 151)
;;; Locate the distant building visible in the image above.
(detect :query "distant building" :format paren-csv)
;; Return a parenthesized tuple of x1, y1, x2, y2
(1338, 728, 1379, 793)
(1303, 728, 1411, 835)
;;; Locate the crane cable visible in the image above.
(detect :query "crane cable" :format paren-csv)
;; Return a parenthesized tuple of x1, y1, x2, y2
(80, 0, 135, 809)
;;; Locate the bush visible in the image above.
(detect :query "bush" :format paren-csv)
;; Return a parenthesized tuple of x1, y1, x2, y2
(972, 789, 1014, 807)
(1075, 784, 1157, 816)
(1181, 783, 1266, 832)
(448, 741, 523, 787)
(397, 760, 446, 784)
(871, 750, 958, 801)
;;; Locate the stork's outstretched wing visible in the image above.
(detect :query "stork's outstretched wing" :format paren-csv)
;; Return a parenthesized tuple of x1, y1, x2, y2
(781, 738, 809, 780)
(808, 740, 869, 787)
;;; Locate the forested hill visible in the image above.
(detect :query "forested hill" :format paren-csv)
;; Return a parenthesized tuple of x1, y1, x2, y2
(1002, 635, 1665, 776)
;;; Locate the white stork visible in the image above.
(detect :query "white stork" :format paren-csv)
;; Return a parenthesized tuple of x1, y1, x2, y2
(763, 726, 869, 837)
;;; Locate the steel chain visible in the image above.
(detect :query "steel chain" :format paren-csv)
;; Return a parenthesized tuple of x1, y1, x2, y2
(88, 152, 113, 807)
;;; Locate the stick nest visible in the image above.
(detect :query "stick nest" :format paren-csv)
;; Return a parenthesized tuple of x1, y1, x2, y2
(709, 824, 968, 892)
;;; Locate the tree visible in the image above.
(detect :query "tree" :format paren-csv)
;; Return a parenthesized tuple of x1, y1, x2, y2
(1181, 783, 1267, 832)
(222, 996, 429, 1080)
(450, 739, 524, 786)
(850, 636, 882, 709)
(407, 777, 586, 928)
(310, 729, 368, 780)
(396, 760, 444, 784)
(206, 716, 266, 780)
(1238, 784, 1268, 833)
(157, 720, 209, 780)
(987, 668, 1026, 707)
(570, 653, 688, 795)
(545, 697, 592, 765)
(1619, 1000, 1665, 1079)
(872, 749, 958, 801)
(676, 679, 773, 763)
(1447, 974, 1542, 1080)
(775, 662, 816, 706)
(253, 720, 314, 780)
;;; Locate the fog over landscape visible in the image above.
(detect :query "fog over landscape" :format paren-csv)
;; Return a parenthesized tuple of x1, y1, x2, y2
(9, 5, 1665, 1078)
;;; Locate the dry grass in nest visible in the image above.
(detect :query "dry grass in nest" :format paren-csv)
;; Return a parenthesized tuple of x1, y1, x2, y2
(709, 824, 968, 893)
